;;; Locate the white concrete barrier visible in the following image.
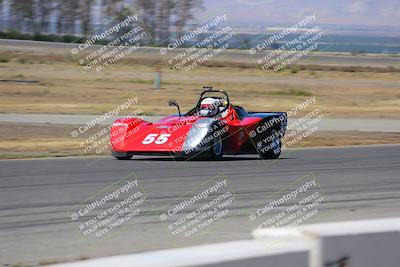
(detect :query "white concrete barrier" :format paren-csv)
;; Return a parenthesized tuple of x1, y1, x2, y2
(50, 217, 400, 267)
(50, 240, 309, 267)
(255, 217, 400, 267)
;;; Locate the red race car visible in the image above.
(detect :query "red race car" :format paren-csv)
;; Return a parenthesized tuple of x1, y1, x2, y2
(110, 87, 287, 160)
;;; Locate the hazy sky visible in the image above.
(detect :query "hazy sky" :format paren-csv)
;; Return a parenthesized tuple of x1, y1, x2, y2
(198, 0, 400, 28)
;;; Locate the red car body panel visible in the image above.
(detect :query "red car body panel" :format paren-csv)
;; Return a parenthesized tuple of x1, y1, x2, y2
(110, 88, 287, 159)
(111, 106, 256, 154)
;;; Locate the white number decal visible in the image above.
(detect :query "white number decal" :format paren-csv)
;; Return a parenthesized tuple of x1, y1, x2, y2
(155, 134, 171, 144)
(142, 133, 171, 145)
(142, 133, 158, 144)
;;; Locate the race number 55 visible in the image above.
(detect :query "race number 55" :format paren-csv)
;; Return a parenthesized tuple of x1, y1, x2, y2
(142, 133, 171, 145)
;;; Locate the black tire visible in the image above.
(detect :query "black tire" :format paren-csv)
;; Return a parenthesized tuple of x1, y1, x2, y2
(112, 151, 133, 160)
(115, 155, 133, 160)
(210, 133, 224, 160)
(259, 129, 282, 160)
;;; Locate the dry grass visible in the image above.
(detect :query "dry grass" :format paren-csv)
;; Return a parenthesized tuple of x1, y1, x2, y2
(0, 122, 85, 158)
(0, 60, 399, 118)
(0, 44, 399, 119)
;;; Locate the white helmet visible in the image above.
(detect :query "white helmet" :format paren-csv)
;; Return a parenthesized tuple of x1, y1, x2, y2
(199, 98, 223, 117)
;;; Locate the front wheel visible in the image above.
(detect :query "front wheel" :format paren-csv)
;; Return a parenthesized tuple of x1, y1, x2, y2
(112, 151, 133, 160)
(210, 134, 224, 160)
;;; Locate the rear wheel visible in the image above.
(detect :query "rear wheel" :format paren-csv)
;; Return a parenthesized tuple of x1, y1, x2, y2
(210, 134, 224, 160)
(259, 129, 282, 160)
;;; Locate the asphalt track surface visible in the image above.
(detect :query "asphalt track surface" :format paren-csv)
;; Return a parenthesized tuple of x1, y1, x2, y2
(1, 145, 400, 266)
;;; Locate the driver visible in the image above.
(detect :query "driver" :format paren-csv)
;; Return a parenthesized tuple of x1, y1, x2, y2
(198, 98, 224, 117)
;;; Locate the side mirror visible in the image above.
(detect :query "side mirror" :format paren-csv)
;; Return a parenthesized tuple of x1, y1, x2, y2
(168, 99, 181, 117)
(169, 99, 178, 107)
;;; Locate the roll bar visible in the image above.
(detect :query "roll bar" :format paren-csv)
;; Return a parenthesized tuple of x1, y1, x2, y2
(197, 86, 230, 106)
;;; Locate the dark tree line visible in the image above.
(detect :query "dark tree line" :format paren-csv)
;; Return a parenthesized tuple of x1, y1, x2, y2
(2, 0, 203, 43)
(135, 0, 203, 43)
